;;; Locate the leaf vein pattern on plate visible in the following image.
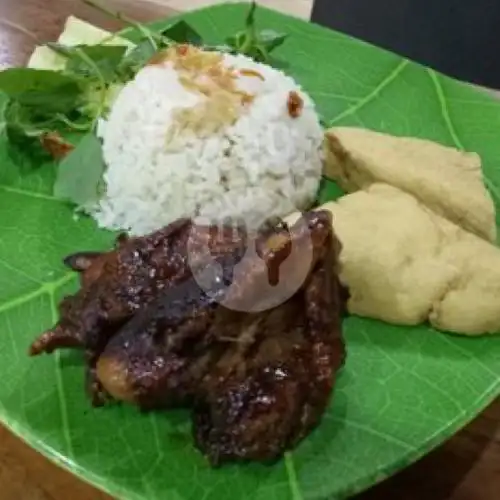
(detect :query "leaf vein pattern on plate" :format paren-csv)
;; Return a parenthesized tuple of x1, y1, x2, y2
(285, 452, 303, 500)
(330, 60, 409, 124)
(0, 273, 74, 314)
(51, 292, 74, 459)
(329, 417, 414, 451)
(427, 68, 500, 202)
(0, 185, 61, 203)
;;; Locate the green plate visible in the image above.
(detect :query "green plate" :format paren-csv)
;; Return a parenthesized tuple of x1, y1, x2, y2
(1, 3, 500, 500)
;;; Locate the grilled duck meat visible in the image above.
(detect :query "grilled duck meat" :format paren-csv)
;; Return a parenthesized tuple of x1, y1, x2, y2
(29, 210, 347, 464)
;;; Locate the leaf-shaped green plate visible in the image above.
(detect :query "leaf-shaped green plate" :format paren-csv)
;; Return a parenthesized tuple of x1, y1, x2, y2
(1, 4, 499, 500)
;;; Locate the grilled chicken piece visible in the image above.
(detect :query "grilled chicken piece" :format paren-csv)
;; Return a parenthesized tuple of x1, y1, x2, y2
(29, 221, 248, 347)
(94, 253, 239, 410)
(30, 219, 192, 356)
(29, 218, 249, 404)
(91, 211, 346, 463)
(29, 210, 347, 464)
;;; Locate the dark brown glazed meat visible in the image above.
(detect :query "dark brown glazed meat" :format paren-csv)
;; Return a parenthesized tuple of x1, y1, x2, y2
(30, 218, 248, 355)
(93, 254, 240, 410)
(193, 214, 346, 464)
(29, 218, 249, 404)
(29, 210, 347, 464)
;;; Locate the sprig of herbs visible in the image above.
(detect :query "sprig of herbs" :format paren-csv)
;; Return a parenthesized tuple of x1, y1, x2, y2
(46, 43, 129, 128)
(0, 0, 289, 208)
(225, 2, 288, 62)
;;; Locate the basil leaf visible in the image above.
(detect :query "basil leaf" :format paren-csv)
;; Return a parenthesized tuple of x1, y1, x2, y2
(225, 31, 247, 51)
(118, 38, 158, 78)
(53, 132, 105, 209)
(245, 43, 272, 64)
(0, 68, 82, 114)
(161, 20, 203, 46)
(224, 3, 287, 64)
(119, 21, 204, 79)
(259, 30, 288, 52)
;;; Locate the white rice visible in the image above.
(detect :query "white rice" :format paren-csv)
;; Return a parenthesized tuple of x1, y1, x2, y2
(95, 51, 324, 235)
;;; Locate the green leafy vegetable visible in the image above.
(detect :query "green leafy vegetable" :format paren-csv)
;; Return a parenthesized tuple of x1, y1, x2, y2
(0, 68, 83, 114)
(0, 70, 91, 164)
(47, 43, 128, 83)
(46, 43, 132, 126)
(4, 101, 50, 138)
(0, 43, 127, 165)
(118, 21, 202, 77)
(79, 2, 205, 81)
(53, 132, 105, 208)
(225, 1, 287, 63)
(45, 43, 131, 124)
(259, 29, 288, 53)
(118, 38, 157, 77)
(87, 0, 285, 65)
(225, 31, 246, 52)
(161, 20, 203, 46)
(3, 101, 60, 166)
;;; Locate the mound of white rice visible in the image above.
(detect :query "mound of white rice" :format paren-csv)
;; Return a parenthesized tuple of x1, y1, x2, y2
(95, 47, 324, 235)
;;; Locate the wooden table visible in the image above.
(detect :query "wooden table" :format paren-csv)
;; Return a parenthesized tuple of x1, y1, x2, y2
(0, 1, 499, 499)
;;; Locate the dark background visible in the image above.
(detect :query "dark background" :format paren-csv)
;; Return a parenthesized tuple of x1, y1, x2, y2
(311, 0, 500, 88)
